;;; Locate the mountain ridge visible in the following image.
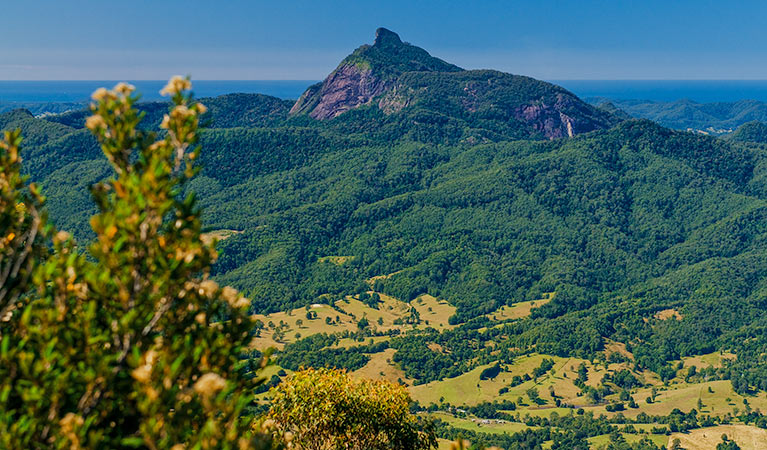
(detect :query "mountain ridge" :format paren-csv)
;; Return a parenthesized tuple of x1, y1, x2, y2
(290, 28, 617, 139)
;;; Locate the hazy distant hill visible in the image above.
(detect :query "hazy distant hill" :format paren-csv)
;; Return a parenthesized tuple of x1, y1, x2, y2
(0, 101, 85, 116)
(47, 93, 294, 130)
(588, 97, 767, 134)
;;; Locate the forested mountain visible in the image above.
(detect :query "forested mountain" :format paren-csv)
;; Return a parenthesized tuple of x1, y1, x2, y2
(291, 28, 617, 139)
(7, 29, 767, 412)
(588, 97, 767, 134)
(290, 27, 462, 119)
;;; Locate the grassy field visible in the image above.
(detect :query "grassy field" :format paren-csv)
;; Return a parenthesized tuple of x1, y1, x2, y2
(248, 288, 765, 448)
(201, 228, 241, 245)
(427, 412, 534, 435)
(353, 347, 410, 384)
(667, 424, 767, 450)
(408, 354, 592, 407)
(250, 303, 358, 349)
(437, 438, 459, 450)
(485, 295, 552, 322)
(250, 291, 456, 350)
(317, 255, 355, 265)
(411, 294, 457, 329)
(587, 432, 668, 448)
(680, 351, 737, 369)
(578, 379, 767, 419)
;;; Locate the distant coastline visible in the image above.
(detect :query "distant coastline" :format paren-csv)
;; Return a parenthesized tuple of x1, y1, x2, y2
(552, 79, 767, 103)
(0, 80, 317, 103)
(3, 79, 767, 105)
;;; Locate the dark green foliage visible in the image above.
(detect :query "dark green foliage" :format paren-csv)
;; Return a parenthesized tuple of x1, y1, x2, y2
(0, 109, 76, 146)
(479, 363, 501, 380)
(576, 362, 589, 385)
(432, 411, 623, 450)
(532, 358, 555, 378)
(16, 101, 767, 391)
(728, 120, 767, 144)
(462, 400, 516, 418)
(717, 435, 742, 450)
(277, 333, 388, 371)
(606, 369, 640, 390)
(201, 93, 293, 128)
(48, 93, 292, 130)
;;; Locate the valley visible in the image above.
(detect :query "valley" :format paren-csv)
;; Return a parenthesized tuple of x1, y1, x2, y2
(250, 282, 767, 449)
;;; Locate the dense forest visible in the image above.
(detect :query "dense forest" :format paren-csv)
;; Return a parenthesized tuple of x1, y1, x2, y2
(10, 86, 767, 394)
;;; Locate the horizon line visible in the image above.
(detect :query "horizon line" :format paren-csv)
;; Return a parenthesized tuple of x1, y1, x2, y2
(3, 78, 767, 82)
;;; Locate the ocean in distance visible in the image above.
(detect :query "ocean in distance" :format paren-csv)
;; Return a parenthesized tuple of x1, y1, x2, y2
(2, 80, 767, 104)
(0, 80, 316, 103)
(553, 80, 767, 103)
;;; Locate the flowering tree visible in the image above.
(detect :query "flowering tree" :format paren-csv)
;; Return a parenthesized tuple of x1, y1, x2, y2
(0, 78, 272, 449)
(268, 368, 437, 450)
(0, 128, 49, 322)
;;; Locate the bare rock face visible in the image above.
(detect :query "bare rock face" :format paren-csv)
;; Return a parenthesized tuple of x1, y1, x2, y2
(305, 64, 389, 120)
(290, 28, 461, 120)
(514, 94, 607, 139)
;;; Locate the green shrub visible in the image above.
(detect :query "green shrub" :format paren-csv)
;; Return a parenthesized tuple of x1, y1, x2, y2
(0, 79, 273, 449)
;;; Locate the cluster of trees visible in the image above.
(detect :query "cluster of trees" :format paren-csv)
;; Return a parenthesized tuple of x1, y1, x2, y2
(277, 332, 388, 371)
(431, 410, 666, 450)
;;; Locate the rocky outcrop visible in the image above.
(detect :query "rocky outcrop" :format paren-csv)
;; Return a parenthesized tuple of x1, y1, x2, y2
(514, 94, 607, 139)
(290, 28, 461, 120)
(302, 64, 388, 120)
(377, 86, 413, 115)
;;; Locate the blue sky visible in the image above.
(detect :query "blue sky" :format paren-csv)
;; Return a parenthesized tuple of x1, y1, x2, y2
(1, 0, 765, 80)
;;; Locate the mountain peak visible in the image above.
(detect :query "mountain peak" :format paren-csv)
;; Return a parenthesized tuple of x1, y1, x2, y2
(290, 28, 461, 119)
(288, 29, 615, 137)
(374, 28, 402, 47)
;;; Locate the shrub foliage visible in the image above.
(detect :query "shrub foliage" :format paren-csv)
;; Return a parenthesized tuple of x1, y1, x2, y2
(268, 368, 436, 450)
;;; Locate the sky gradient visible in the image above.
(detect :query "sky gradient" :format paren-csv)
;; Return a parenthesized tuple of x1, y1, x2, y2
(2, 0, 765, 80)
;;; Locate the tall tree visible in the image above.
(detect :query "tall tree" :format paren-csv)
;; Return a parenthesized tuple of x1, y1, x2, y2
(269, 367, 436, 450)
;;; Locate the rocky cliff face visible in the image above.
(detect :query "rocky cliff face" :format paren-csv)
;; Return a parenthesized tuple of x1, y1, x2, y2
(514, 93, 610, 139)
(290, 29, 617, 139)
(292, 64, 389, 120)
(290, 28, 461, 120)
